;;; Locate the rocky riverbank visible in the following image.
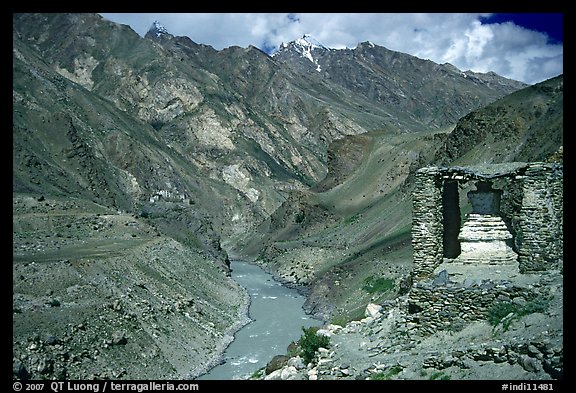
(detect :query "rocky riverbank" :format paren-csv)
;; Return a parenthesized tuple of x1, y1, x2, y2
(256, 269, 563, 380)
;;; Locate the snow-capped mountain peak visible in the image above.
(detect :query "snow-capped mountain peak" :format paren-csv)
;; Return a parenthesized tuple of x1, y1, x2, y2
(294, 34, 327, 51)
(277, 34, 328, 54)
(275, 34, 328, 72)
(147, 20, 169, 38)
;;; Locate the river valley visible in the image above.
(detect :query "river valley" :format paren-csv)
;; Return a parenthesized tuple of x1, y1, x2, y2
(198, 260, 323, 380)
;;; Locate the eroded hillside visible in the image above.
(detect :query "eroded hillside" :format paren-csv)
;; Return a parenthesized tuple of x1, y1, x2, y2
(12, 194, 249, 379)
(236, 76, 563, 324)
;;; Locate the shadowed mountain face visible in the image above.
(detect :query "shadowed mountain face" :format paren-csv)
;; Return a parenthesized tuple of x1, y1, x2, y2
(238, 76, 562, 321)
(13, 13, 528, 238)
(273, 37, 527, 130)
(12, 13, 561, 380)
(435, 75, 563, 165)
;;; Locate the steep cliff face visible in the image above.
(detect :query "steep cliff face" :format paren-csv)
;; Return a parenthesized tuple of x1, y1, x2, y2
(11, 192, 250, 379)
(435, 75, 563, 165)
(13, 24, 230, 261)
(13, 14, 249, 379)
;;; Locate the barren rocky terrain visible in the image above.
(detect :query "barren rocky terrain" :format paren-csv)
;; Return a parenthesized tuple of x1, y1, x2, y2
(12, 193, 249, 379)
(255, 268, 563, 380)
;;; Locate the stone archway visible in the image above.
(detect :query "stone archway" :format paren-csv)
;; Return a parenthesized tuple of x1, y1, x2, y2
(412, 162, 563, 279)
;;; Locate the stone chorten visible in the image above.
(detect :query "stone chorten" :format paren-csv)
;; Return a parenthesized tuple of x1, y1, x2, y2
(408, 163, 562, 337)
(456, 181, 517, 265)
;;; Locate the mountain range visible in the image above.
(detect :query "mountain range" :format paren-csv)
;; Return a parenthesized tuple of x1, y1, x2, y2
(12, 13, 562, 380)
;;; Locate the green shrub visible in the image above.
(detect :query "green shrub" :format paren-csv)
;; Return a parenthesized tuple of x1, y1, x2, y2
(343, 213, 362, 225)
(486, 302, 519, 330)
(294, 211, 305, 223)
(370, 365, 403, 380)
(429, 371, 451, 380)
(519, 295, 552, 316)
(330, 315, 348, 327)
(331, 307, 366, 327)
(250, 367, 265, 379)
(299, 327, 330, 365)
(486, 296, 553, 332)
(369, 372, 388, 380)
(363, 276, 394, 294)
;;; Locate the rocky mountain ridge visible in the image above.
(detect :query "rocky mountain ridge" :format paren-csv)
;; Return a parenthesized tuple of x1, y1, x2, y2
(273, 35, 527, 130)
(13, 13, 528, 237)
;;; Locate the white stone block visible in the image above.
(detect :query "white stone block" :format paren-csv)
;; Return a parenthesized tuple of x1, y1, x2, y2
(365, 303, 383, 318)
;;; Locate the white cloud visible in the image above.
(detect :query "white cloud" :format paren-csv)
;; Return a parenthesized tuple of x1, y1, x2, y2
(100, 13, 563, 85)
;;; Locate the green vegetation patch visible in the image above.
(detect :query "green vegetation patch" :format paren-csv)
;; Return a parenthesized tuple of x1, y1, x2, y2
(429, 371, 451, 380)
(298, 326, 330, 365)
(486, 302, 519, 329)
(294, 211, 305, 224)
(370, 365, 403, 380)
(362, 276, 395, 294)
(330, 307, 366, 327)
(330, 315, 349, 328)
(250, 367, 265, 379)
(486, 295, 553, 332)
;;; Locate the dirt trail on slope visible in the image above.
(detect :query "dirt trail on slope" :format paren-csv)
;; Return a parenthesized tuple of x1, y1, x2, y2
(13, 194, 247, 380)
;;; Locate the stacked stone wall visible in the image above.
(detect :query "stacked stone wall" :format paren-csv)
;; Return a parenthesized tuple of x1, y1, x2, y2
(407, 280, 536, 336)
(516, 164, 563, 272)
(412, 163, 563, 276)
(412, 167, 444, 278)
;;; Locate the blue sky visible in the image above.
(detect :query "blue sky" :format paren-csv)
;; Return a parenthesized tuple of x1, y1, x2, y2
(100, 13, 563, 85)
(479, 14, 563, 44)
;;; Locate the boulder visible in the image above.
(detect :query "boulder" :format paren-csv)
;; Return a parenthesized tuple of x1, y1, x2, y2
(432, 270, 449, 286)
(37, 357, 54, 374)
(281, 366, 300, 380)
(288, 356, 305, 370)
(112, 331, 128, 346)
(265, 355, 289, 375)
(47, 298, 61, 307)
(325, 324, 343, 333)
(264, 369, 283, 380)
(13, 359, 30, 380)
(44, 334, 59, 345)
(365, 303, 382, 318)
(518, 355, 542, 373)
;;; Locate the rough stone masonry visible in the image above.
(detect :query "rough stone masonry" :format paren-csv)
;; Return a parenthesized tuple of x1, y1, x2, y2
(408, 162, 563, 335)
